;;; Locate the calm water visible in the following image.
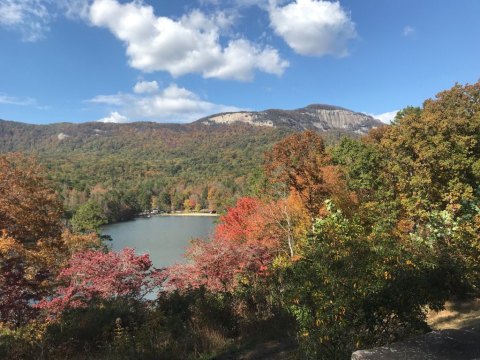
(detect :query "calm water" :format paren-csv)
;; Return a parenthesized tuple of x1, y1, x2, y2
(102, 216, 217, 268)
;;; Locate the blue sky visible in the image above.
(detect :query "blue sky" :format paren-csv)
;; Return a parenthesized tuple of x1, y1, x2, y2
(0, 0, 479, 124)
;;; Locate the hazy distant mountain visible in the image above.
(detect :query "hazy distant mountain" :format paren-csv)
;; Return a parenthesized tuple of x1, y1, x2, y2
(197, 104, 382, 134)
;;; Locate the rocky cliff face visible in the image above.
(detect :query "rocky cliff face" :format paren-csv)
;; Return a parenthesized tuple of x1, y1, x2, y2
(197, 104, 383, 134)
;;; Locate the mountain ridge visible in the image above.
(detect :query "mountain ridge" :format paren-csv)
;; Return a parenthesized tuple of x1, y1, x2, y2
(0, 103, 382, 135)
(195, 103, 382, 134)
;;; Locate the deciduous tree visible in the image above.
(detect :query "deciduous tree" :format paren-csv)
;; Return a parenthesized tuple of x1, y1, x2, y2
(38, 248, 157, 317)
(265, 131, 355, 218)
(70, 199, 107, 234)
(0, 154, 63, 246)
(166, 198, 279, 292)
(379, 83, 480, 221)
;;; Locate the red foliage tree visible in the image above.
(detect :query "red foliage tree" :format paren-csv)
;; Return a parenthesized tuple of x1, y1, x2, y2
(166, 198, 279, 292)
(215, 197, 278, 246)
(37, 248, 157, 317)
(0, 156, 101, 329)
(0, 233, 48, 327)
(165, 237, 273, 292)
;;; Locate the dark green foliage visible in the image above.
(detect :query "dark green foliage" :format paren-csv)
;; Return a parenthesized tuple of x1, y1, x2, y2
(70, 199, 107, 233)
(331, 136, 400, 231)
(278, 203, 430, 359)
(331, 137, 383, 195)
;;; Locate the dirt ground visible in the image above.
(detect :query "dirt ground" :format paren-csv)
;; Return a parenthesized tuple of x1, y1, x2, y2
(428, 298, 480, 330)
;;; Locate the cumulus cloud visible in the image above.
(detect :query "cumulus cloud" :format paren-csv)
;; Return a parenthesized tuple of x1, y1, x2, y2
(269, 0, 357, 57)
(0, 0, 50, 41)
(372, 110, 398, 124)
(91, 83, 242, 123)
(88, 0, 288, 81)
(97, 111, 129, 123)
(133, 80, 159, 94)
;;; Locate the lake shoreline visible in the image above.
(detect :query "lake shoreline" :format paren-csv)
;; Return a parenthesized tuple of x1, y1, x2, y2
(104, 212, 220, 227)
(158, 212, 219, 217)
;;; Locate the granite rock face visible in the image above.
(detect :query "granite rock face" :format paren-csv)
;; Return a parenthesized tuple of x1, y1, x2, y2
(351, 327, 480, 360)
(198, 104, 383, 135)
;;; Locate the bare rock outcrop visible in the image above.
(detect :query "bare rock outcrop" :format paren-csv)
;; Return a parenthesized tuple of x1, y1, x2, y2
(198, 104, 383, 135)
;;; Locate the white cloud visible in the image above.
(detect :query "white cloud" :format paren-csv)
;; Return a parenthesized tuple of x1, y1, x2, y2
(56, 0, 91, 20)
(0, 0, 50, 41)
(88, 0, 288, 81)
(89, 94, 130, 106)
(0, 2, 22, 25)
(200, 0, 269, 8)
(133, 80, 159, 94)
(403, 25, 415, 36)
(91, 83, 242, 123)
(0, 94, 36, 106)
(372, 110, 398, 124)
(269, 0, 357, 57)
(97, 111, 129, 123)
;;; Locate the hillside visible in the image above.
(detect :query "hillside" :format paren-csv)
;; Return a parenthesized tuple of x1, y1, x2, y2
(0, 104, 383, 220)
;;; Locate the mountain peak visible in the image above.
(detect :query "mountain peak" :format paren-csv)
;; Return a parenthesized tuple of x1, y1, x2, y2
(197, 104, 382, 134)
(301, 104, 349, 111)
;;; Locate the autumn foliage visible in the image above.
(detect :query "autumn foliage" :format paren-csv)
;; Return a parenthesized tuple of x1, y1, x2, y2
(166, 198, 278, 292)
(165, 133, 363, 294)
(0, 154, 63, 246)
(379, 82, 480, 220)
(265, 131, 356, 217)
(0, 155, 101, 330)
(37, 248, 157, 317)
(0, 232, 44, 328)
(1, 82, 480, 359)
(161, 82, 480, 358)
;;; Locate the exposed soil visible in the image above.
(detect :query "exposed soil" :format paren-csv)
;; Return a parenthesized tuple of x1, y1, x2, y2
(428, 298, 480, 331)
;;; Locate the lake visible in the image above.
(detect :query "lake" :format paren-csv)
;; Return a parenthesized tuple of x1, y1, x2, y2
(102, 215, 218, 268)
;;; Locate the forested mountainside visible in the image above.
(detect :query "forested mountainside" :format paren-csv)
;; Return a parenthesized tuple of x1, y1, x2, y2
(0, 104, 382, 221)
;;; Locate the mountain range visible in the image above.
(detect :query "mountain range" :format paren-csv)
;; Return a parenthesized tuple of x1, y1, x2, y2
(0, 104, 384, 215)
